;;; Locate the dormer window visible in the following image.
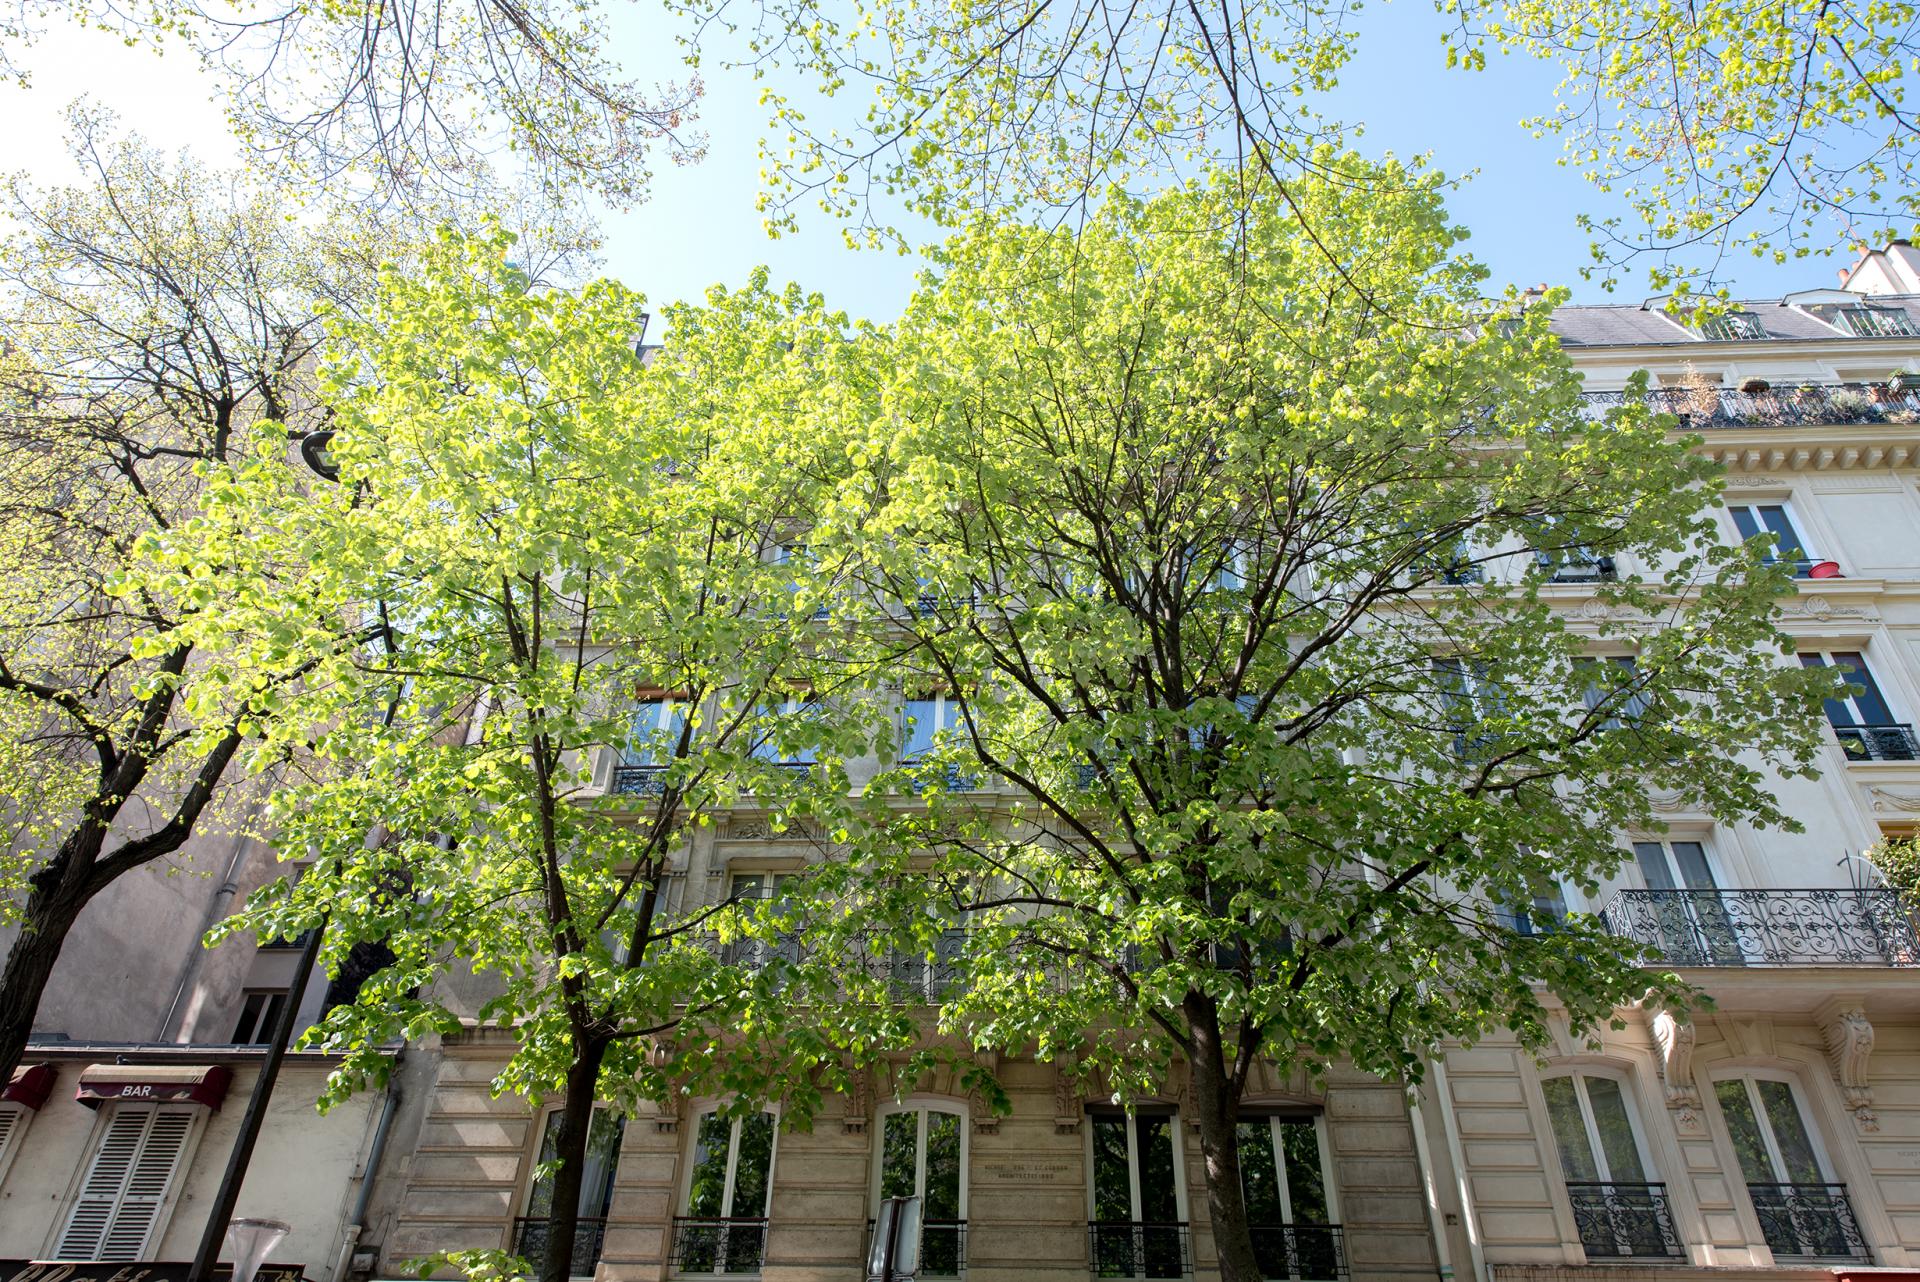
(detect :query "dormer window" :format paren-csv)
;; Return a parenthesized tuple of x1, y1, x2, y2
(1697, 312, 1768, 341)
(1836, 306, 1918, 338)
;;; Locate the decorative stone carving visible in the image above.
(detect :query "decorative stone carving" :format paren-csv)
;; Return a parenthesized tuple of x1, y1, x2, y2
(1869, 787, 1920, 813)
(1647, 789, 1688, 813)
(972, 1050, 1002, 1135)
(844, 1065, 873, 1135)
(1821, 1002, 1877, 1129)
(1054, 1059, 1084, 1134)
(1650, 1009, 1700, 1109)
(1723, 475, 1789, 488)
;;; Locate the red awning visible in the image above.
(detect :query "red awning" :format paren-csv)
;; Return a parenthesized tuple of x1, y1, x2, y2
(74, 1063, 233, 1111)
(3, 1063, 55, 1110)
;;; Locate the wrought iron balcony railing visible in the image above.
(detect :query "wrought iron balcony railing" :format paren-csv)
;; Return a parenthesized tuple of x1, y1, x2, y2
(1565, 1182, 1682, 1259)
(1248, 1223, 1349, 1280)
(1834, 722, 1920, 762)
(1088, 1221, 1191, 1279)
(867, 1218, 968, 1277)
(611, 763, 667, 796)
(669, 1216, 769, 1274)
(513, 1216, 608, 1278)
(1747, 1183, 1869, 1261)
(1600, 888, 1920, 967)
(1583, 382, 1920, 428)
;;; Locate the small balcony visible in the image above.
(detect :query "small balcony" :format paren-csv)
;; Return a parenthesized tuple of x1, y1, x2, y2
(1600, 888, 1920, 967)
(669, 1216, 769, 1274)
(1249, 1223, 1349, 1280)
(1747, 1182, 1869, 1261)
(514, 1216, 608, 1279)
(1834, 722, 1920, 762)
(1565, 1182, 1682, 1259)
(1583, 381, 1920, 429)
(1089, 1221, 1190, 1278)
(611, 763, 668, 796)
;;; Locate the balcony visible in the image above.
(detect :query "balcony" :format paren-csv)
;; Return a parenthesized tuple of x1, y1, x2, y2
(1583, 381, 1920, 428)
(1600, 888, 1920, 966)
(1089, 1221, 1190, 1279)
(1547, 557, 1617, 585)
(1834, 722, 1920, 762)
(1747, 1183, 1869, 1261)
(514, 1216, 608, 1278)
(1565, 1182, 1682, 1259)
(1249, 1223, 1349, 1280)
(611, 763, 667, 796)
(867, 1218, 967, 1277)
(669, 1216, 769, 1274)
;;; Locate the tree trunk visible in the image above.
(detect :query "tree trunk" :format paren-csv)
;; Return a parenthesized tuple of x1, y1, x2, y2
(1186, 996, 1263, 1282)
(0, 834, 105, 1083)
(535, 1034, 612, 1282)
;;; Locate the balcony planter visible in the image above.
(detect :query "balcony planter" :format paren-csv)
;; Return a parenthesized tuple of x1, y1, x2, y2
(1807, 560, 1844, 579)
(1890, 371, 1920, 395)
(1740, 378, 1771, 393)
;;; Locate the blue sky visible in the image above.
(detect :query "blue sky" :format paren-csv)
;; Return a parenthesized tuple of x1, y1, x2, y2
(0, 2, 1869, 327)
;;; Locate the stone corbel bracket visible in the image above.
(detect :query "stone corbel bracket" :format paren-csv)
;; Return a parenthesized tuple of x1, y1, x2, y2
(1053, 1057, 1083, 1134)
(1649, 1008, 1701, 1111)
(1820, 998, 1878, 1132)
(843, 1063, 874, 1135)
(971, 1050, 1002, 1135)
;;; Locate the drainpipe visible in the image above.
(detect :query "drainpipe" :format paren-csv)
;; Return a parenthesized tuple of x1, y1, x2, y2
(1407, 1077, 1457, 1282)
(158, 812, 263, 1042)
(330, 1052, 405, 1282)
(1429, 1058, 1490, 1282)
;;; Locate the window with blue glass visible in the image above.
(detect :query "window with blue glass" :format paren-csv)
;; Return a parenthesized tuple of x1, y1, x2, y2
(1798, 651, 1915, 760)
(1727, 504, 1816, 574)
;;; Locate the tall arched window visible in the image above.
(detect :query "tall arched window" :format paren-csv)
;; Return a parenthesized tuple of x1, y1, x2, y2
(1712, 1074, 1865, 1261)
(675, 1108, 777, 1275)
(1539, 1072, 1678, 1259)
(1088, 1109, 1186, 1279)
(873, 1101, 966, 1277)
(1235, 1113, 1340, 1280)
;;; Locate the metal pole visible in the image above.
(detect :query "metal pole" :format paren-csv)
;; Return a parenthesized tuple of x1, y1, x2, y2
(188, 916, 328, 1282)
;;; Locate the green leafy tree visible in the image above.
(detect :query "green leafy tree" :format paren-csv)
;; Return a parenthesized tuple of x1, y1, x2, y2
(0, 109, 382, 1082)
(173, 231, 912, 1282)
(2, 0, 700, 207)
(1443, 0, 1920, 296)
(819, 161, 1839, 1280)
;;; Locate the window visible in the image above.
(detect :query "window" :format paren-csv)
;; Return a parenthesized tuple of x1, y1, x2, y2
(1727, 504, 1816, 575)
(0, 1104, 28, 1188)
(55, 1106, 198, 1260)
(1577, 656, 1652, 731)
(749, 696, 819, 770)
(1421, 536, 1481, 585)
(725, 873, 798, 972)
(770, 543, 828, 620)
(1528, 517, 1616, 583)
(884, 925, 967, 1002)
(903, 693, 977, 789)
(1799, 652, 1916, 761)
(518, 1108, 624, 1278)
(1434, 658, 1507, 758)
(1631, 839, 1745, 965)
(1089, 1111, 1186, 1279)
(230, 989, 289, 1044)
(620, 697, 689, 794)
(1236, 1114, 1341, 1280)
(875, 1104, 966, 1277)
(1837, 307, 1918, 338)
(1698, 312, 1768, 341)
(676, 1109, 776, 1274)
(1542, 1074, 1677, 1258)
(1714, 1076, 1864, 1260)
(1497, 881, 1570, 937)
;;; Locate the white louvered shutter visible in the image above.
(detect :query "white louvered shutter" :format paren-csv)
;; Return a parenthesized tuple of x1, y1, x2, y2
(56, 1107, 195, 1260)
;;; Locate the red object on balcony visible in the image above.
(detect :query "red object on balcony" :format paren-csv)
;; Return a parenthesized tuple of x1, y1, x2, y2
(1809, 560, 1844, 579)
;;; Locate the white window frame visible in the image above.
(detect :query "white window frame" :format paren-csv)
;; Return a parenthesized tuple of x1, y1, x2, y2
(1083, 1107, 1192, 1222)
(1240, 1112, 1340, 1224)
(1800, 650, 1903, 725)
(519, 1103, 626, 1220)
(1539, 1070, 1657, 1184)
(677, 1104, 781, 1275)
(870, 1099, 969, 1277)
(1709, 1071, 1838, 1186)
(1725, 500, 1818, 565)
(901, 693, 964, 762)
(50, 1103, 204, 1262)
